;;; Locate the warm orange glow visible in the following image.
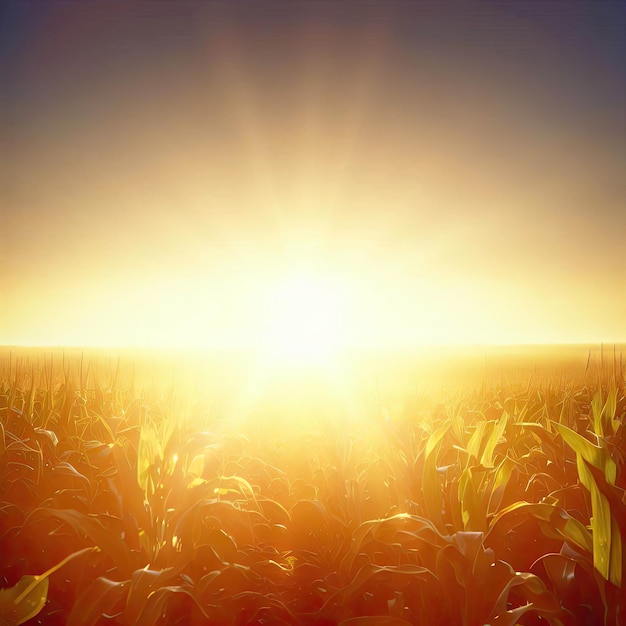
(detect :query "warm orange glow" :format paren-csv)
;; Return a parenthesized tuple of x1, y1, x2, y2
(5, 256, 622, 350)
(2, 3, 624, 350)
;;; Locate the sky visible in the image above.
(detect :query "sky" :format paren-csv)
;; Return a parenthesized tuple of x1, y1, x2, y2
(1, 0, 625, 348)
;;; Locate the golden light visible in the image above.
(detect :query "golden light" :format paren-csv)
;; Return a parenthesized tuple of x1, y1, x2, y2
(257, 271, 346, 367)
(231, 268, 362, 431)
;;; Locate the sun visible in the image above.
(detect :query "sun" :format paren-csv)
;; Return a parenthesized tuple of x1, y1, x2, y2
(257, 271, 346, 367)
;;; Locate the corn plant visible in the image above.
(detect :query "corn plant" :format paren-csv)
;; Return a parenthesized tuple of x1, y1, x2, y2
(0, 348, 624, 624)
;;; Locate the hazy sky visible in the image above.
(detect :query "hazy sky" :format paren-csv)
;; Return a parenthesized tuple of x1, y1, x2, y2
(1, 1, 625, 347)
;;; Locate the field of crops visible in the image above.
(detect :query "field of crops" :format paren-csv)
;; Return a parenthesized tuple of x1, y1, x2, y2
(0, 347, 624, 625)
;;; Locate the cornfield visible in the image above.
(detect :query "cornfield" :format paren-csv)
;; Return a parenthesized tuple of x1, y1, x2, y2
(0, 347, 624, 625)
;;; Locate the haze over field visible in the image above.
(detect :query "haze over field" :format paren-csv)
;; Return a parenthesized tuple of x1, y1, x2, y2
(2, 1, 624, 351)
(2, 6, 625, 617)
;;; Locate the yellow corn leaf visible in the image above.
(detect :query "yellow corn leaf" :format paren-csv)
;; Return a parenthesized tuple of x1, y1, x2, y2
(138, 425, 161, 492)
(466, 420, 488, 464)
(591, 382, 618, 438)
(459, 467, 487, 532)
(187, 454, 205, 477)
(424, 424, 449, 458)
(0, 547, 96, 626)
(0, 576, 48, 626)
(488, 457, 515, 515)
(422, 427, 448, 529)
(609, 514, 622, 588)
(603, 380, 618, 434)
(489, 501, 593, 555)
(591, 389, 604, 438)
(187, 476, 207, 489)
(552, 421, 616, 485)
(221, 475, 256, 500)
(481, 413, 508, 468)
(576, 455, 621, 587)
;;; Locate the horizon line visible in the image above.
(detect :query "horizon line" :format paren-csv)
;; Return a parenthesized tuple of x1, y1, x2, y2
(1, 341, 625, 351)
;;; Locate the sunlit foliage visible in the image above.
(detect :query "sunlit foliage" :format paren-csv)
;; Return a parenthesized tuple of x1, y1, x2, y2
(0, 349, 624, 624)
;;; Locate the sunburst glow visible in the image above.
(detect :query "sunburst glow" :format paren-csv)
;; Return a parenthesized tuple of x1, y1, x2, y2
(257, 271, 346, 367)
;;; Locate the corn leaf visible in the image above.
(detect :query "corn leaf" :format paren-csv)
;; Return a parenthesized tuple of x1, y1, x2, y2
(339, 617, 413, 625)
(137, 425, 161, 492)
(552, 421, 616, 485)
(459, 468, 486, 532)
(489, 501, 593, 555)
(32, 508, 137, 578)
(466, 420, 488, 465)
(0, 546, 96, 626)
(481, 413, 507, 468)
(67, 577, 129, 626)
(576, 455, 621, 587)
(0, 575, 48, 626)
